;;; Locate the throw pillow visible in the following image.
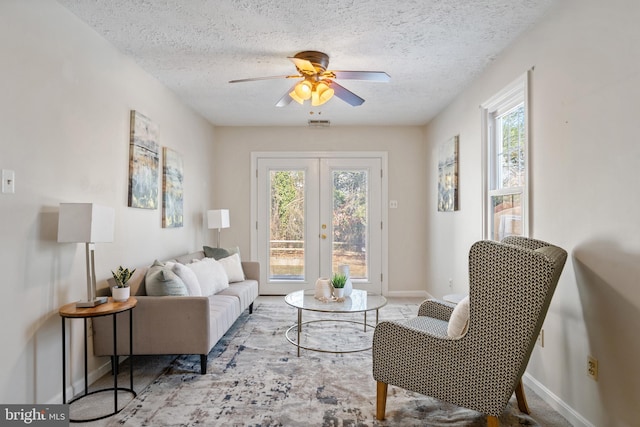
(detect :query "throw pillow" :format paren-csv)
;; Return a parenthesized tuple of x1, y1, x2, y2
(145, 260, 189, 296)
(217, 253, 245, 283)
(447, 295, 470, 338)
(203, 245, 240, 260)
(172, 262, 202, 296)
(186, 257, 229, 296)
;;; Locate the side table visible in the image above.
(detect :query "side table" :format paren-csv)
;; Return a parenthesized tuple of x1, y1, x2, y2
(59, 297, 137, 422)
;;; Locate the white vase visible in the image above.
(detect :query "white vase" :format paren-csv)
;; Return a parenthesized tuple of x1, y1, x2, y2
(111, 286, 130, 302)
(314, 278, 332, 300)
(333, 287, 345, 298)
(338, 264, 353, 297)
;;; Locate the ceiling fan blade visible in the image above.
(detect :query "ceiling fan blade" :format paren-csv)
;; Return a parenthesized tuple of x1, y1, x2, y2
(328, 71, 390, 82)
(288, 57, 316, 74)
(229, 75, 299, 83)
(275, 83, 298, 107)
(330, 81, 365, 106)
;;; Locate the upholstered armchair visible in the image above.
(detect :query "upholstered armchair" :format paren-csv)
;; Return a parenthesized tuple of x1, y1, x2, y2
(372, 236, 567, 426)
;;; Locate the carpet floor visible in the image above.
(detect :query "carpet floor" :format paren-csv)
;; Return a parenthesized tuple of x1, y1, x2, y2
(74, 298, 572, 426)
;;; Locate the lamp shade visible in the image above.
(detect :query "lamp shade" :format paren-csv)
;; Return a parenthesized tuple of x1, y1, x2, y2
(207, 209, 230, 229)
(58, 203, 115, 243)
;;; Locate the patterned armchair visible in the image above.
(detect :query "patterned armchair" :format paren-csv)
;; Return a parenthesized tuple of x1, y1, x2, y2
(372, 237, 567, 426)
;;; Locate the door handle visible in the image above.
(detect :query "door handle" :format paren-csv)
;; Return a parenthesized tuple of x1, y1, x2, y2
(321, 234, 327, 239)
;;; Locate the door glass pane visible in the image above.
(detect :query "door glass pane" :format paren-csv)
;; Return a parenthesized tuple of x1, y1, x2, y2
(269, 170, 305, 281)
(490, 193, 522, 241)
(332, 170, 368, 279)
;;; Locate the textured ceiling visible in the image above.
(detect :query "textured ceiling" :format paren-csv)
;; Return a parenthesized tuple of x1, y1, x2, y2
(57, 0, 555, 127)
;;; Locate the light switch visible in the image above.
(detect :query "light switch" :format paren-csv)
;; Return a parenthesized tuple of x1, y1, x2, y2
(389, 200, 398, 209)
(2, 169, 15, 194)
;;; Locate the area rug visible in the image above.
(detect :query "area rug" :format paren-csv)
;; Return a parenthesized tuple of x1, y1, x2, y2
(105, 301, 571, 426)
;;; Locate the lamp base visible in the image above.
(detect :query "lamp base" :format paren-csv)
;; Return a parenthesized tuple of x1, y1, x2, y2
(76, 296, 109, 308)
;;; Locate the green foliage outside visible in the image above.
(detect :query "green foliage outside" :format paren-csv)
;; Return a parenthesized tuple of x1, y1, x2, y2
(269, 169, 368, 278)
(269, 170, 367, 251)
(332, 171, 367, 252)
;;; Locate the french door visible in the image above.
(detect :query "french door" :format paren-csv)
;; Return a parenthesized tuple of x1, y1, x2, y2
(253, 154, 384, 295)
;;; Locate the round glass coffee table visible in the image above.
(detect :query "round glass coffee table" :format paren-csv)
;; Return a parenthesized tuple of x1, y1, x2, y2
(284, 289, 387, 356)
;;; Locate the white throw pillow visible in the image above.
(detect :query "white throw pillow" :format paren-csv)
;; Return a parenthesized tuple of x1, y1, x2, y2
(447, 295, 470, 338)
(172, 262, 202, 296)
(217, 253, 245, 283)
(186, 257, 229, 296)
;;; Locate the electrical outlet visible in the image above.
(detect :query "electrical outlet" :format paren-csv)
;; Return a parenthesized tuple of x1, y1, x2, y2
(587, 355, 598, 381)
(536, 329, 544, 347)
(2, 169, 15, 194)
(448, 278, 453, 288)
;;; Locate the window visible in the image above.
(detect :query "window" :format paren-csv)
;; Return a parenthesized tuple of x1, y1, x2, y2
(481, 73, 529, 241)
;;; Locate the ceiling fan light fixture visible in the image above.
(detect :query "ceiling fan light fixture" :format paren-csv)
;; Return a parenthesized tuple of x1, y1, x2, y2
(230, 51, 389, 108)
(315, 81, 334, 106)
(294, 80, 312, 100)
(288, 90, 304, 104)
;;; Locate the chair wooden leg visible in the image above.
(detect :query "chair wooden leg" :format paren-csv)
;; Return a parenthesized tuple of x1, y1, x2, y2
(515, 379, 530, 414)
(487, 415, 500, 427)
(376, 381, 388, 420)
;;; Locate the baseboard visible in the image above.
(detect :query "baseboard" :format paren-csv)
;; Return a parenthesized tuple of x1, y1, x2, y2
(46, 357, 121, 405)
(385, 290, 431, 299)
(522, 372, 594, 427)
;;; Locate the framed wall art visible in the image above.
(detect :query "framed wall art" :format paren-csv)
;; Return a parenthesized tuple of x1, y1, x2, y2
(437, 135, 459, 212)
(162, 147, 184, 228)
(128, 110, 159, 209)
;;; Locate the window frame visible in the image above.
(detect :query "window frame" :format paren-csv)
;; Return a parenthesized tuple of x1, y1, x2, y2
(480, 72, 530, 240)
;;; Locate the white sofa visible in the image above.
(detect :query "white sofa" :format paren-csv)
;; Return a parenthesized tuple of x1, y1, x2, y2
(92, 250, 259, 374)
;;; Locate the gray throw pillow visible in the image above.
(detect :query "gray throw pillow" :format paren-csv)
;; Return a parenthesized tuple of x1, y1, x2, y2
(145, 260, 189, 296)
(203, 246, 239, 260)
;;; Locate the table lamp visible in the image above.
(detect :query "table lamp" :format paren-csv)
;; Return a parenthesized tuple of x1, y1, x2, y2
(207, 209, 230, 248)
(58, 203, 115, 307)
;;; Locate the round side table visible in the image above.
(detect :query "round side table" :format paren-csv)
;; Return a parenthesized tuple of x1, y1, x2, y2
(59, 297, 137, 422)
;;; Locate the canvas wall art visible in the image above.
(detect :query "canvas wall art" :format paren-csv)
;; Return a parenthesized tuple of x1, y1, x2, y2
(437, 135, 459, 212)
(128, 111, 159, 209)
(162, 147, 184, 228)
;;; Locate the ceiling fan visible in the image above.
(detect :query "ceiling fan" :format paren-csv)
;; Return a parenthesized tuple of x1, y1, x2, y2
(229, 51, 390, 107)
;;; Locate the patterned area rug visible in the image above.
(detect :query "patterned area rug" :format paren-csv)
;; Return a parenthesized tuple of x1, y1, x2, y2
(105, 301, 571, 426)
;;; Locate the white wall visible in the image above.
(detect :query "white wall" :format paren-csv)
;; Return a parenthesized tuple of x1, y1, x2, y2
(213, 126, 429, 295)
(0, 1, 216, 404)
(424, 0, 640, 425)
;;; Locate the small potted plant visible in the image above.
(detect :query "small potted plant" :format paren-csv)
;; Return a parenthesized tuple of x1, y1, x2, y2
(331, 272, 347, 298)
(111, 266, 135, 302)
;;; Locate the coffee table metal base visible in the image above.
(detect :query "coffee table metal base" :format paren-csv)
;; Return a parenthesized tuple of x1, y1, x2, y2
(284, 290, 387, 357)
(286, 305, 381, 356)
(285, 318, 378, 355)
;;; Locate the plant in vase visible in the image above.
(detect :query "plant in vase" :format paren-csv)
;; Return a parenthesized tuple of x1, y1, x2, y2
(111, 266, 135, 302)
(331, 272, 347, 298)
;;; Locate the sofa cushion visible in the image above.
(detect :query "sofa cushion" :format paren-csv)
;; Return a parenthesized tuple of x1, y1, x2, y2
(186, 257, 229, 296)
(218, 280, 259, 313)
(203, 245, 240, 260)
(145, 260, 189, 296)
(172, 262, 202, 296)
(217, 253, 245, 283)
(447, 295, 470, 338)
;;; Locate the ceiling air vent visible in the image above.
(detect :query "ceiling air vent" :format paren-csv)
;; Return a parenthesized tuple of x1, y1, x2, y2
(308, 119, 330, 128)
